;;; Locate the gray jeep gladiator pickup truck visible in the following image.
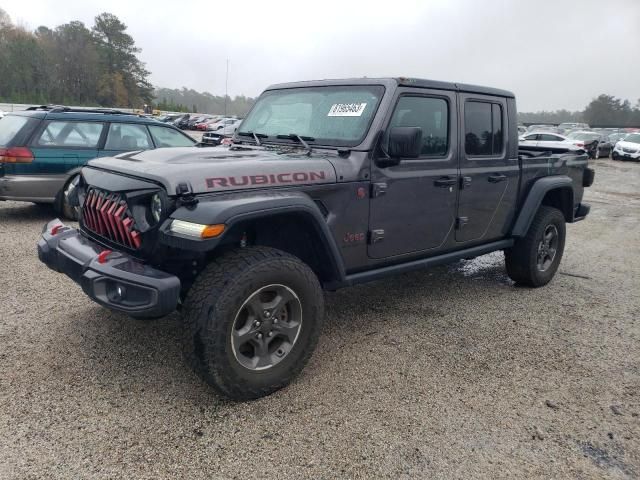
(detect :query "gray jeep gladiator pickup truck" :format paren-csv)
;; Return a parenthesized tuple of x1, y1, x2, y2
(38, 77, 594, 400)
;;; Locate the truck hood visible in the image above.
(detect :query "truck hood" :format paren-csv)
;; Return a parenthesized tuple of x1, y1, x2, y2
(86, 147, 338, 195)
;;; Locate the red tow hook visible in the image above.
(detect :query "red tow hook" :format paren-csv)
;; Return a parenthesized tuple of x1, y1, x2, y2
(97, 250, 113, 264)
(50, 224, 64, 235)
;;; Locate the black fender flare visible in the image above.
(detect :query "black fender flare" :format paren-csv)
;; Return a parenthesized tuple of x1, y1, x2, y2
(511, 176, 574, 237)
(161, 190, 346, 282)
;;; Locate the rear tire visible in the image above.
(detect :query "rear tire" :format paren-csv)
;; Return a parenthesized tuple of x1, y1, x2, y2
(505, 206, 566, 287)
(181, 246, 324, 400)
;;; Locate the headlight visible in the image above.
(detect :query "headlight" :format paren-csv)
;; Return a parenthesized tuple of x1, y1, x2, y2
(169, 220, 225, 239)
(150, 193, 162, 222)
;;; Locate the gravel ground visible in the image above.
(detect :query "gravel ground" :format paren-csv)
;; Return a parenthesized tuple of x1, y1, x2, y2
(0, 159, 638, 479)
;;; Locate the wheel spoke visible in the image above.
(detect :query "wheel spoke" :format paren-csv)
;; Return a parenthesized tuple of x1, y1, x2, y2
(273, 321, 300, 342)
(254, 340, 271, 368)
(544, 229, 554, 244)
(233, 326, 258, 345)
(245, 295, 265, 318)
(264, 288, 295, 317)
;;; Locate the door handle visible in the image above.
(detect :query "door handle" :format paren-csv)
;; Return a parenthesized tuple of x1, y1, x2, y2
(434, 176, 457, 188)
(488, 173, 507, 183)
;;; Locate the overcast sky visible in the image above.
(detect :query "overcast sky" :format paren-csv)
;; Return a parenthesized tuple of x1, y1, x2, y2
(3, 0, 639, 111)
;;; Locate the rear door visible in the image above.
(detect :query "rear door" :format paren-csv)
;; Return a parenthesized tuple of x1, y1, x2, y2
(30, 120, 104, 173)
(368, 88, 458, 259)
(456, 95, 518, 243)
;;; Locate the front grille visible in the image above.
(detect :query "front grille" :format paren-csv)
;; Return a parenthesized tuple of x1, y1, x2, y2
(622, 147, 638, 154)
(82, 188, 141, 249)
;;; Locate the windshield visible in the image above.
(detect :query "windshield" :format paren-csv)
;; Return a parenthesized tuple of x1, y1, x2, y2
(624, 133, 640, 144)
(239, 85, 385, 146)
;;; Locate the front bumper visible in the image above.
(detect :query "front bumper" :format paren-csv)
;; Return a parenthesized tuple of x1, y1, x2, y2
(614, 148, 640, 160)
(37, 219, 181, 318)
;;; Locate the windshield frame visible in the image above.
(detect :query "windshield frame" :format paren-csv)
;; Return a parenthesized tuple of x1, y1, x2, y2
(236, 84, 387, 149)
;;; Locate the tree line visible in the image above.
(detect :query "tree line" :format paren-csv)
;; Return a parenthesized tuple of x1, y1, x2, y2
(0, 9, 255, 116)
(0, 9, 153, 108)
(519, 94, 640, 127)
(154, 88, 256, 116)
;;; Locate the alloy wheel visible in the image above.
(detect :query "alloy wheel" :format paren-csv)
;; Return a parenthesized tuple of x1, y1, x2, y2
(231, 284, 303, 371)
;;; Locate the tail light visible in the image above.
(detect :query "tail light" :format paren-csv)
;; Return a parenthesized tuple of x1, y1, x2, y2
(0, 147, 34, 163)
(576, 143, 584, 148)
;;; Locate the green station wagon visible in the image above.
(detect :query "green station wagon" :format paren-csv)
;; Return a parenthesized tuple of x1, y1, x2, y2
(0, 106, 197, 219)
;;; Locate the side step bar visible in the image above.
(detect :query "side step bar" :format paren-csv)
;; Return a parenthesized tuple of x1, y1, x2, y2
(340, 239, 514, 287)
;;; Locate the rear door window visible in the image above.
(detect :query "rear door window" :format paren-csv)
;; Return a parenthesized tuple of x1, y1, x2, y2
(148, 126, 196, 147)
(0, 115, 39, 146)
(464, 101, 504, 156)
(34, 121, 104, 148)
(539, 134, 562, 141)
(105, 123, 153, 150)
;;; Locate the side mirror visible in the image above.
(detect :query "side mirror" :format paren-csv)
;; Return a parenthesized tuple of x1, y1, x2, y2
(388, 126, 422, 160)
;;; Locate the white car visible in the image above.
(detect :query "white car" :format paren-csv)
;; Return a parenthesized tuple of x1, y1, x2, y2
(0, 110, 5, 119)
(206, 117, 239, 132)
(519, 131, 581, 151)
(611, 133, 640, 161)
(201, 119, 243, 145)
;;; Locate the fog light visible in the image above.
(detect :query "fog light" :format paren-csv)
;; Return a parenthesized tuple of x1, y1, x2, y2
(114, 284, 126, 302)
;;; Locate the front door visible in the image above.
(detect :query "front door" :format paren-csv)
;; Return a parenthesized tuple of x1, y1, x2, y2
(98, 123, 154, 158)
(368, 89, 458, 259)
(456, 95, 518, 242)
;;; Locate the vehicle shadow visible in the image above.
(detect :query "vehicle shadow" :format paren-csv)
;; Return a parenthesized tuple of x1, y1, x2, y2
(67, 253, 517, 405)
(0, 201, 57, 225)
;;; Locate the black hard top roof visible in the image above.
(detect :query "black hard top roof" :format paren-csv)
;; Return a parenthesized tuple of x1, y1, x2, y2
(265, 77, 515, 99)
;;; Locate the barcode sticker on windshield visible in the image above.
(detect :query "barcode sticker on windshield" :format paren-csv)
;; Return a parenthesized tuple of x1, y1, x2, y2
(327, 103, 367, 117)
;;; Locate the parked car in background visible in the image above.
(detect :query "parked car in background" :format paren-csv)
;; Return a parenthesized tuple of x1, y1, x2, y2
(519, 131, 581, 151)
(608, 132, 628, 148)
(197, 117, 223, 131)
(201, 119, 243, 145)
(187, 115, 208, 129)
(0, 110, 5, 119)
(173, 113, 193, 130)
(526, 124, 558, 133)
(517, 125, 527, 135)
(558, 122, 590, 134)
(206, 117, 239, 131)
(0, 106, 197, 219)
(611, 133, 640, 161)
(565, 131, 612, 158)
(172, 114, 191, 129)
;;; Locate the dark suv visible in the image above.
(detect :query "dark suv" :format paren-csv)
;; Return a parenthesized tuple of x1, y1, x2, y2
(38, 78, 593, 400)
(0, 106, 196, 218)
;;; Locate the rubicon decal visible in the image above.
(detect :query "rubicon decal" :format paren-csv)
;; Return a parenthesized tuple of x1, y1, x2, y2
(206, 171, 327, 189)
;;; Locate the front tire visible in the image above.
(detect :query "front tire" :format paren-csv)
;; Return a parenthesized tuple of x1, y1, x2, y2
(55, 174, 80, 221)
(505, 206, 566, 287)
(182, 247, 324, 400)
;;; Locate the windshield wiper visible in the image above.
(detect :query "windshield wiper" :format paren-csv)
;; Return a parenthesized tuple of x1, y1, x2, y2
(237, 131, 268, 146)
(276, 134, 315, 156)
